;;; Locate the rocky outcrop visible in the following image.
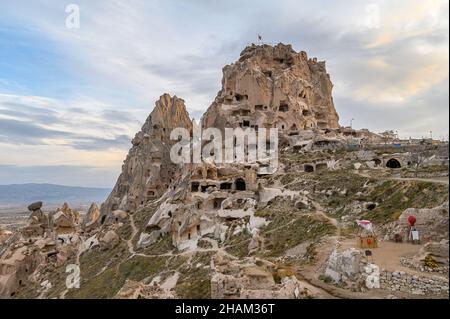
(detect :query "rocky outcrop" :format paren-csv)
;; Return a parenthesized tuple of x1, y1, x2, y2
(100, 94, 193, 219)
(82, 203, 101, 232)
(210, 251, 321, 299)
(387, 202, 449, 242)
(202, 43, 340, 135)
(324, 248, 362, 285)
(50, 203, 80, 235)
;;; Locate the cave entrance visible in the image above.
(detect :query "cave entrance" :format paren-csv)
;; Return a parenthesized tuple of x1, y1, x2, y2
(235, 178, 246, 191)
(304, 164, 315, 173)
(386, 159, 401, 169)
(191, 182, 199, 192)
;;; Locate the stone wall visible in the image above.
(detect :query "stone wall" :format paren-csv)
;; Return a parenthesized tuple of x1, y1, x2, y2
(379, 270, 449, 296)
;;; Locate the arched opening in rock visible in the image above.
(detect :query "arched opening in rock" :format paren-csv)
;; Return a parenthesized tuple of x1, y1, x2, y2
(373, 158, 382, 166)
(302, 110, 311, 116)
(235, 178, 246, 191)
(386, 158, 401, 169)
(366, 203, 377, 211)
(304, 164, 315, 173)
(101, 215, 106, 225)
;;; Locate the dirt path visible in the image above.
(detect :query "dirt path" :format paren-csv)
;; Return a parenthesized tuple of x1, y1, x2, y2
(126, 214, 138, 255)
(310, 200, 341, 237)
(355, 170, 448, 185)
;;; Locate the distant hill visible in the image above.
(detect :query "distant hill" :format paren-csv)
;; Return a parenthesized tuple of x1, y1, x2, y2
(0, 183, 111, 209)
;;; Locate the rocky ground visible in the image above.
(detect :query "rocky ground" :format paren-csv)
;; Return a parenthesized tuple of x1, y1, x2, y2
(1, 143, 447, 299)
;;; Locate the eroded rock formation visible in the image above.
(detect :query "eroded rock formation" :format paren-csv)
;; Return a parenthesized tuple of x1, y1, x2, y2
(202, 43, 340, 135)
(100, 94, 193, 219)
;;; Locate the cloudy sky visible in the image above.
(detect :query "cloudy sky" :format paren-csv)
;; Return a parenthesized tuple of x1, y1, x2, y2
(0, 0, 448, 187)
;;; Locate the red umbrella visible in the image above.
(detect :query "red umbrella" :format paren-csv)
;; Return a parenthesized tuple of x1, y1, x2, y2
(408, 215, 417, 226)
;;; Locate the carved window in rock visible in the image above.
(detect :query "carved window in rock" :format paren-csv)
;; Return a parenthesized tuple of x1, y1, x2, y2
(235, 178, 246, 191)
(235, 93, 248, 102)
(279, 103, 289, 112)
(220, 182, 232, 190)
(191, 182, 200, 192)
(304, 164, 315, 173)
(243, 120, 250, 127)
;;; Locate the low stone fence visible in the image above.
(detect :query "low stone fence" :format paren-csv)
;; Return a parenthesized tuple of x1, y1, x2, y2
(400, 257, 449, 275)
(379, 270, 449, 296)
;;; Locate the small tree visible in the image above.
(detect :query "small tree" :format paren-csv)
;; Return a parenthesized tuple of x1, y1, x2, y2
(409, 153, 425, 177)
